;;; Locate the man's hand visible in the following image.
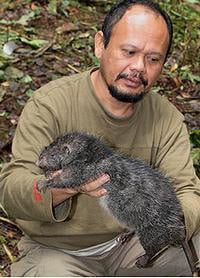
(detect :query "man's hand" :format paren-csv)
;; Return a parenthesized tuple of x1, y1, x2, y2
(51, 173, 110, 207)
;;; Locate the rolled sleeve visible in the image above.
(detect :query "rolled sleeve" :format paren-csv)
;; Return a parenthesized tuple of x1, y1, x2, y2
(0, 94, 71, 223)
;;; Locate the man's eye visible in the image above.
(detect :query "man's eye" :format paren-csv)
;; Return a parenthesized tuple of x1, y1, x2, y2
(152, 58, 159, 62)
(148, 56, 160, 63)
(128, 50, 135, 55)
(122, 49, 135, 56)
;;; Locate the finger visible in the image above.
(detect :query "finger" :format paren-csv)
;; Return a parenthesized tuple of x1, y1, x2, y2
(52, 170, 62, 177)
(83, 174, 110, 192)
(85, 187, 108, 198)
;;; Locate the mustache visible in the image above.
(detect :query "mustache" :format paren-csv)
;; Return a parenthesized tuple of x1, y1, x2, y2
(116, 71, 148, 87)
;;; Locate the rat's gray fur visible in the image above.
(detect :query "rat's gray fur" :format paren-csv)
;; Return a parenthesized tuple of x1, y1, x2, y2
(37, 131, 185, 268)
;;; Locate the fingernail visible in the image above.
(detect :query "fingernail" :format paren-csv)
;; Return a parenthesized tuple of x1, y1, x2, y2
(102, 174, 110, 181)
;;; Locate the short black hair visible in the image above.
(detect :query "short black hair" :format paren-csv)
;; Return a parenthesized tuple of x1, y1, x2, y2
(102, 0, 173, 62)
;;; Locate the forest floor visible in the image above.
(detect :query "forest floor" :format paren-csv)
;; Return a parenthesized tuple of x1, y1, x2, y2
(0, 0, 199, 276)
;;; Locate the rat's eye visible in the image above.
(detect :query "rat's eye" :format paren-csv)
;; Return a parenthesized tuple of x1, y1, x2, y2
(65, 146, 71, 155)
(61, 143, 70, 153)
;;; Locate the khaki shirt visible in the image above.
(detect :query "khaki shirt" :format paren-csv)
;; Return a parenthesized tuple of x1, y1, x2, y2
(0, 70, 200, 250)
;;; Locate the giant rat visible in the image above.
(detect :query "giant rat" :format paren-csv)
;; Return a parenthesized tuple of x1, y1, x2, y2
(36, 131, 189, 269)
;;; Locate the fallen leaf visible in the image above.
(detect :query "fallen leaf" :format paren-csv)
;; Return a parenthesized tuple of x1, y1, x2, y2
(179, 91, 192, 99)
(31, 2, 39, 10)
(78, 32, 90, 38)
(20, 74, 32, 83)
(48, 0, 57, 14)
(56, 22, 77, 34)
(1, 81, 10, 87)
(173, 76, 182, 88)
(10, 115, 19, 126)
(25, 89, 34, 97)
(20, 37, 49, 48)
(16, 11, 35, 26)
(7, 231, 16, 239)
(170, 63, 178, 72)
(0, 70, 5, 81)
(67, 7, 79, 15)
(0, 88, 6, 102)
(4, 66, 24, 79)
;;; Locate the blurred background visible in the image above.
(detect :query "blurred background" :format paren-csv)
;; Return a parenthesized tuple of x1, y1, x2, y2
(0, 0, 199, 276)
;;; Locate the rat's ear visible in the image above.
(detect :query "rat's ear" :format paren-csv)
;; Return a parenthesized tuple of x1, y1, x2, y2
(61, 145, 73, 166)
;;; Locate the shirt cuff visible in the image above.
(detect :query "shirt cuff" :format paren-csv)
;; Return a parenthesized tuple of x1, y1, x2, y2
(34, 179, 72, 223)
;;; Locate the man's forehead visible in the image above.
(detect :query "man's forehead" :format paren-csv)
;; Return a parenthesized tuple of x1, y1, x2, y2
(110, 5, 169, 43)
(126, 6, 159, 21)
(113, 4, 166, 30)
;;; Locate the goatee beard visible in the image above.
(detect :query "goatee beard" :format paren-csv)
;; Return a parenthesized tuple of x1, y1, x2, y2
(108, 84, 147, 103)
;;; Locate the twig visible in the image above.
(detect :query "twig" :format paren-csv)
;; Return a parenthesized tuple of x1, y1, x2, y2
(2, 243, 15, 263)
(34, 40, 55, 58)
(41, 54, 81, 74)
(14, 34, 58, 59)
(67, 63, 81, 73)
(0, 203, 8, 216)
(0, 216, 20, 230)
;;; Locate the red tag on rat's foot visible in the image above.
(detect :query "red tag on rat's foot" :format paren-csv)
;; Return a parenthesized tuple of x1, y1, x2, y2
(34, 180, 43, 202)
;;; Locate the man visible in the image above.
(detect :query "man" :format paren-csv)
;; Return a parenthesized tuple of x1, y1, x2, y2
(0, 0, 199, 276)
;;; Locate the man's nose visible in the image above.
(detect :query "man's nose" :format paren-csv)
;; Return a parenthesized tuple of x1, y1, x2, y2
(129, 54, 146, 73)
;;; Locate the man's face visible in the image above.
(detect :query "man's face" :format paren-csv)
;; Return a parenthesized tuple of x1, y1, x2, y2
(95, 5, 169, 103)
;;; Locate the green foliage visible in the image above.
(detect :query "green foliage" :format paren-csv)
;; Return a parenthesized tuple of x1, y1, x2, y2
(0, 236, 7, 244)
(0, 11, 37, 26)
(25, 89, 34, 98)
(4, 66, 24, 79)
(20, 37, 48, 49)
(190, 130, 200, 147)
(159, 1, 200, 75)
(190, 130, 200, 177)
(178, 65, 200, 83)
(48, 0, 58, 15)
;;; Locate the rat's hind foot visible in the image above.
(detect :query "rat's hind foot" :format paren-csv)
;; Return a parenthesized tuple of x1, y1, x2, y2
(135, 254, 151, 268)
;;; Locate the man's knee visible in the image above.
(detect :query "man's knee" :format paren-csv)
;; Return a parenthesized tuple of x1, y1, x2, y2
(11, 245, 102, 277)
(11, 247, 78, 277)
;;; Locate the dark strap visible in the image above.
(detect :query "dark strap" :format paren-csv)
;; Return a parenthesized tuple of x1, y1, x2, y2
(182, 239, 200, 276)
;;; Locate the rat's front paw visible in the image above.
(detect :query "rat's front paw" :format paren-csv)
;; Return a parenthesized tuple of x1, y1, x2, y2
(38, 178, 56, 192)
(37, 179, 48, 192)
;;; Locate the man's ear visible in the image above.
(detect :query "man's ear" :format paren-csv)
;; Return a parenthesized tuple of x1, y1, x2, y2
(94, 31, 105, 59)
